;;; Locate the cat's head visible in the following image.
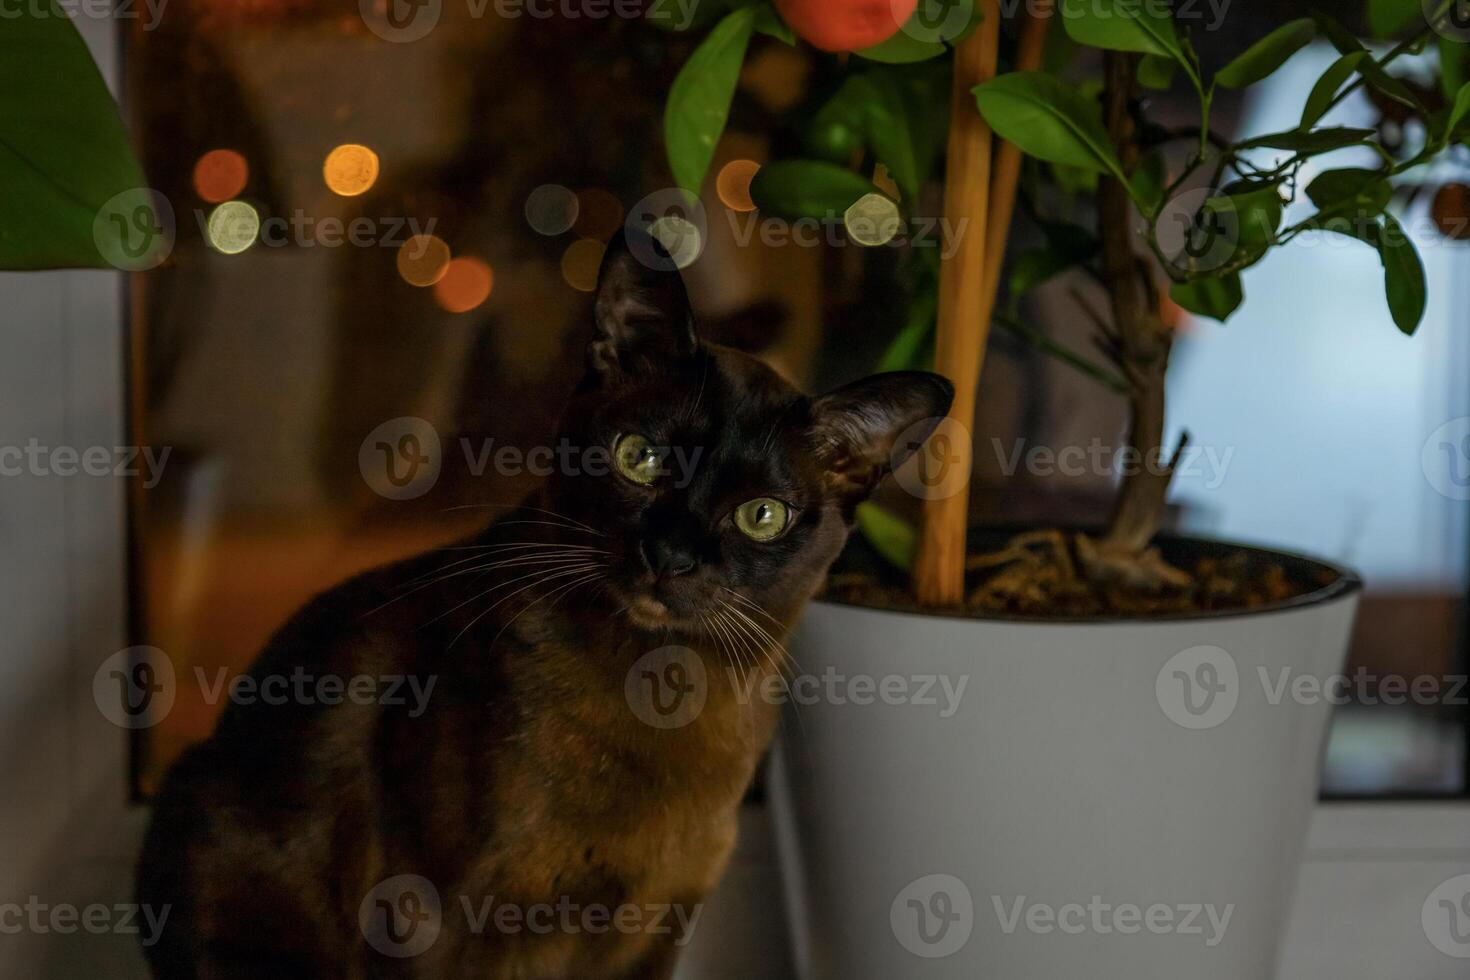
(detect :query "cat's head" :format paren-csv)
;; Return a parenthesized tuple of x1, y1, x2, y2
(547, 229, 953, 632)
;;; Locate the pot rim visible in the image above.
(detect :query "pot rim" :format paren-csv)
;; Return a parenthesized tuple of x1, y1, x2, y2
(819, 531, 1363, 626)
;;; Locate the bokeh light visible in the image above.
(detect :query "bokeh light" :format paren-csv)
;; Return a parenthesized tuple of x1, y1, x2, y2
(434, 257, 495, 313)
(649, 215, 702, 270)
(206, 201, 260, 255)
(323, 143, 380, 197)
(573, 189, 623, 241)
(716, 159, 760, 212)
(561, 239, 606, 292)
(193, 149, 249, 204)
(844, 193, 901, 247)
(396, 234, 451, 287)
(525, 184, 579, 236)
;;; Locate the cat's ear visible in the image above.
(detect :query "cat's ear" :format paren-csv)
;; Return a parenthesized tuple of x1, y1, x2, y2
(808, 371, 955, 504)
(588, 228, 698, 379)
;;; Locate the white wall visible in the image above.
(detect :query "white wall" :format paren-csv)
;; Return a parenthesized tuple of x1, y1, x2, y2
(0, 14, 149, 979)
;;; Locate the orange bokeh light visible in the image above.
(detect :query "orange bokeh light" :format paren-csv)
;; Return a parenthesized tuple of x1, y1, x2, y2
(434, 257, 494, 313)
(323, 144, 380, 197)
(193, 149, 249, 204)
(561, 239, 606, 293)
(716, 159, 760, 212)
(396, 234, 451, 287)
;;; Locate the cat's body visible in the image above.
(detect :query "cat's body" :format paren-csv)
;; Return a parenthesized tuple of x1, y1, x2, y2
(137, 231, 951, 980)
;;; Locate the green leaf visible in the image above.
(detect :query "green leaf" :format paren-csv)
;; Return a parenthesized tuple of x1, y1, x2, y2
(752, 3, 796, 44)
(814, 73, 922, 200)
(1170, 275, 1243, 321)
(1441, 36, 1470, 100)
(1449, 80, 1470, 136)
(1366, 0, 1421, 38)
(1130, 150, 1168, 213)
(855, 501, 917, 572)
(876, 288, 936, 372)
(1305, 167, 1392, 217)
(1379, 213, 1426, 334)
(1300, 51, 1370, 127)
(0, 1, 148, 269)
(1313, 11, 1366, 56)
(1360, 60, 1423, 109)
(1241, 126, 1377, 153)
(1060, 0, 1183, 62)
(1216, 19, 1315, 89)
(748, 160, 880, 219)
(1137, 52, 1178, 89)
(664, 7, 756, 196)
(1210, 183, 1284, 266)
(973, 72, 1124, 180)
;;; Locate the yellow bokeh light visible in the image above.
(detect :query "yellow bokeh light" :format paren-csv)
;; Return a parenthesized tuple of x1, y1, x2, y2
(716, 159, 760, 212)
(323, 143, 380, 197)
(207, 201, 259, 255)
(396, 234, 451, 287)
(561, 239, 606, 293)
(844, 193, 901, 247)
(434, 257, 494, 313)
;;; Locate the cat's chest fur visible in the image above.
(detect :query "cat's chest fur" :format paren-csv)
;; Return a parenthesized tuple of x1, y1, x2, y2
(444, 637, 781, 908)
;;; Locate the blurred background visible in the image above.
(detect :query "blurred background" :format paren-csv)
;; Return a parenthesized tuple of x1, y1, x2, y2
(122, 0, 1469, 800)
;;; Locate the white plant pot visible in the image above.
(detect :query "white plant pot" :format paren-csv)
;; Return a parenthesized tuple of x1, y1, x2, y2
(770, 540, 1360, 980)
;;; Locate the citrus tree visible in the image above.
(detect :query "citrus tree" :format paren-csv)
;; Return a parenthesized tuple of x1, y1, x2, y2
(658, 0, 1470, 610)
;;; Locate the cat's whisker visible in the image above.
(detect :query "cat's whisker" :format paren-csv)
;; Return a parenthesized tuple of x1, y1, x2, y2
(488, 569, 607, 652)
(431, 559, 605, 628)
(377, 552, 603, 616)
(719, 600, 792, 687)
(705, 610, 745, 679)
(720, 590, 801, 677)
(405, 545, 609, 588)
(438, 503, 604, 537)
(448, 563, 606, 648)
(718, 606, 775, 694)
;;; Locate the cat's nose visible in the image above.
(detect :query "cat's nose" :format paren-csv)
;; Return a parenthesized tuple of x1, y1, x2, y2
(643, 539, 697, 578)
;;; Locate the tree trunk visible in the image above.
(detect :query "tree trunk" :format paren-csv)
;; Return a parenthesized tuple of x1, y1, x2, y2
(1096, 51, 1176, 560)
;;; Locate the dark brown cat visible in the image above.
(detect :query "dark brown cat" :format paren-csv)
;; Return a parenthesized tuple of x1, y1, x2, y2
(136, 230, 953, 979)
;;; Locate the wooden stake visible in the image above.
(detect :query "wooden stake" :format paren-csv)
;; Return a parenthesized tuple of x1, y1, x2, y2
(912, 0, 1002, 607)
(982, 2, 1053, 306)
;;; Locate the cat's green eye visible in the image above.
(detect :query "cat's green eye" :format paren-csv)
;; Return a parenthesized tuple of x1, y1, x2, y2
(733, 498, 790, 542)
(613, 433, 662, 486)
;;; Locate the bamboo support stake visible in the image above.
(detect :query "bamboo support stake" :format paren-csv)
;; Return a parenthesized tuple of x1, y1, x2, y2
(981, 1, 1054, 306)
(912, 0, 1002, 606)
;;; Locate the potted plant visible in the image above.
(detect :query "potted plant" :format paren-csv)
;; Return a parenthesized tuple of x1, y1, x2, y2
(656, 0, 1470, 975)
